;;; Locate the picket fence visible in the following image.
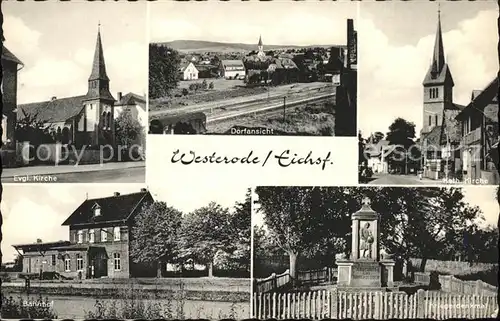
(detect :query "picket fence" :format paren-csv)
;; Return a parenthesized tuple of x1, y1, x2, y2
(252, 289, 497, 319)
(255, 267, 337, 293)
(439, 274, 498, 296)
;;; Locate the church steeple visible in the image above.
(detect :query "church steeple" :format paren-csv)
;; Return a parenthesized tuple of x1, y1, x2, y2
(257, 35, 265, 58)
(89, 23, 109, 82)
(421, 6, 454, 135)
(422, 6, 454, 87)
(430, 8, 445, 78)
(85, 23, 114, 102)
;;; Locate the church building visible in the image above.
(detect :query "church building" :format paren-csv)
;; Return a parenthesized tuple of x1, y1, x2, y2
(17, 26, 116, 148)
(420, 10, 465, 180)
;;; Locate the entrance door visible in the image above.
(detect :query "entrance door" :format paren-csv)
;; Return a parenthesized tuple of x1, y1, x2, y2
(93, 252, 108, 278)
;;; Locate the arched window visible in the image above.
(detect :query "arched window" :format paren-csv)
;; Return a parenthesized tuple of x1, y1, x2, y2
(428, 115, 432, 126)
(56, 126, 62, 142)
(107, 112, 112, 130)
(102, 112, 106, 128)
(62, 127, 70, 144)
(435, 115, 438, 126)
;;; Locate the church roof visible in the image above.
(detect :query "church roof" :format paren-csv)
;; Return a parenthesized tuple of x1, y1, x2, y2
(17, 95, 86, 123)
(62, 190, 153, 226)
(423, 11, 454, 86)
(88, 28, 109, 82)
(2, 45, 23, 65)
(115, 92, 146, 107)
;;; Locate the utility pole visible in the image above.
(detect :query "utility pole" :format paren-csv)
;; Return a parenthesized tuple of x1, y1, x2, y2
(283, 96, 286, 121)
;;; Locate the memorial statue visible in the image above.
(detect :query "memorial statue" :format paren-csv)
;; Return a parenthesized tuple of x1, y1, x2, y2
(360, 222, 374, 258)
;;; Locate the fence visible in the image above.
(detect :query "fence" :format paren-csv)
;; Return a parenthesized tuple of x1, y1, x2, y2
(410, 258, 497, 275)
(414, 272, 430, 285)
(252, 289, 497, 319)
(439, 274, 498, 296)
(297, 267, 337, 285)
(255, 269, 291, 293)
(255, 267, 337, 293)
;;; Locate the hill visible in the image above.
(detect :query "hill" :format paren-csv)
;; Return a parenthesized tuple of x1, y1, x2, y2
(154, 40, 343, 53)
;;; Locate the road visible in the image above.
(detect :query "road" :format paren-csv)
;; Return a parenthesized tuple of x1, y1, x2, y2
(2, 166, 145, 183)
(366, 174, 441, 185)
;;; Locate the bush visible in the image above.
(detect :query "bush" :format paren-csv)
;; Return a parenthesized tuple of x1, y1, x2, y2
(209, 82, 214, 90)
(202, 79, 208, 90)
(1, 295, 58, 319)
(182, 88, 189, 96)
(85, 284, 186, 319)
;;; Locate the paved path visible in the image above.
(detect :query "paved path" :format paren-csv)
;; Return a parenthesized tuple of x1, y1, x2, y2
(2, 161, 145, 183)
(367, 174, 442, 185)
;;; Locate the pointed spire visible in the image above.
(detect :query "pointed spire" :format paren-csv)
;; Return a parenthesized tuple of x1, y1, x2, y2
(89, 23, 109, 81)
(258, 35, 263, 47)
(430, 5, 445, 77)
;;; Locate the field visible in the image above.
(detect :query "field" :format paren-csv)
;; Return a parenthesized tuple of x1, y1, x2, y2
(208, 99, 335, 136)
(149, 78, 268, 113)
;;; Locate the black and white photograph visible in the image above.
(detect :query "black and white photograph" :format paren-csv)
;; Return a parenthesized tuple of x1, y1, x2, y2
(357, 1, 498, 185)
(252, 186, 498, 319)
(148, 1, 357, 136)
(1, 184, 251, 319)
(1, 1, 147, 183)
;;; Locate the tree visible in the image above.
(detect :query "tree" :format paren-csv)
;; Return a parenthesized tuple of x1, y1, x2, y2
(386, 118, 417, 173)
(149, 44, 181, 99)
(201, 79, 208, 90)
(254, 187, 354, 279)
(226, 189, 251, 271)
(15, 113, 54, 145)
(368, 131, 385, 144)
(209, 82, 214, 90)
(179, 202, 232, 277)
(256, 186, 486, 277)
(115, 111, 144, 159)
(130, 202, 183, 277)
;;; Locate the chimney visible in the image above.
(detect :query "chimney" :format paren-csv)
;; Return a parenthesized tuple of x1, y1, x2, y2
(51, 96, 57, 101)
(117, 92, 122, 101)
(114, 192, 121, 197)
(140, 188, 147, 192)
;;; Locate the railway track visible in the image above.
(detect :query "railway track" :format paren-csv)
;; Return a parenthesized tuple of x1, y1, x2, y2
(150, 84, 334, 119)
(207, 93, 335, 124)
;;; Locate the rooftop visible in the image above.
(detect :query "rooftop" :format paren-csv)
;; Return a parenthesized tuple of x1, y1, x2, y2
(61, 190, 153, 226)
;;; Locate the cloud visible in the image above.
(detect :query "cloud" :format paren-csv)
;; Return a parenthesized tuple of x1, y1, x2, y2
(358, 9, 498, 136)
(149, 3, 354, 46)
(1, 198, 68, 262)
(3, 15, 41, 56)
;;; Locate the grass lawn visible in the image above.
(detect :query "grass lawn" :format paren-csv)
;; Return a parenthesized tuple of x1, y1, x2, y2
(209, 100, 335, 136)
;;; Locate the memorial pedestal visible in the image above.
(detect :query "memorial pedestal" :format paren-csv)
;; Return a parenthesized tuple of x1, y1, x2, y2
(351, 260, 381, 287)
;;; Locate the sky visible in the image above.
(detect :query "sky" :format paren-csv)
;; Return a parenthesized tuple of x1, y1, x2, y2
(2, 1, 148, 104)
(1, 184, 248, 262)
(252, 186, 499, 229)
(358, 0, 498, 137)
(149, 1, 358, 46)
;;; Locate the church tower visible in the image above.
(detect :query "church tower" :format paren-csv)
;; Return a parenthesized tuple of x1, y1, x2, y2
(82, 24, 115, 146)
(421, 8, 454, 134)
(257, 35, 265, 58)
